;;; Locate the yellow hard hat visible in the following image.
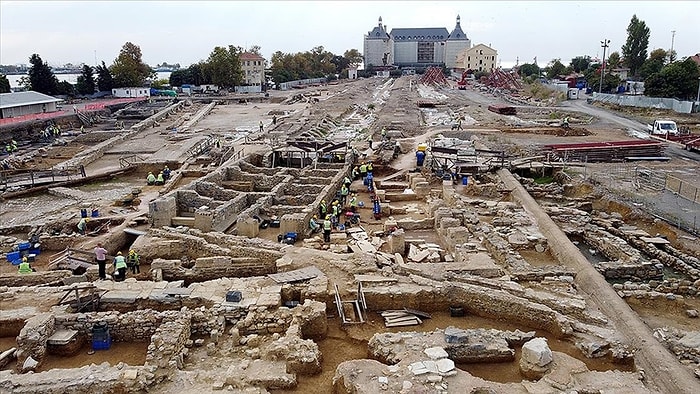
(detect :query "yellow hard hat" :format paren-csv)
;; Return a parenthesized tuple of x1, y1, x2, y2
(22, 256, 28, 262)
(129, 249, 135, 254)
(117, 251, 122, 255)
(325, 215, 330, 220)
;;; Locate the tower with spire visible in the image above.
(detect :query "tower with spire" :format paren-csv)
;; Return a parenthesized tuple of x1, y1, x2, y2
(363, 16, 394, 68)
(445, 15, 471, 69)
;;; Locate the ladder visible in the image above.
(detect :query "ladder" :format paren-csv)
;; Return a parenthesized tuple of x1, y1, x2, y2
(334, 282, 367, 324)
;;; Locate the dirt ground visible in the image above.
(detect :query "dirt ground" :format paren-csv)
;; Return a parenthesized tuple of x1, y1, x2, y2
(2, 76, 700, 392)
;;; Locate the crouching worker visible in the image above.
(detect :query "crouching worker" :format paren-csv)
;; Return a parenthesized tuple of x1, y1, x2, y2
(155, 172, 165, 186)
(309, 215, 321, 233)
(114, 251, 127, 281)
(146, 172, 156, 185)
(18, 257, 35, 274)
(77, 217, 89, 235)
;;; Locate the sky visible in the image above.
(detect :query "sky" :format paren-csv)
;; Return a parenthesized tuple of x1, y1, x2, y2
(1, 1, 698, 69)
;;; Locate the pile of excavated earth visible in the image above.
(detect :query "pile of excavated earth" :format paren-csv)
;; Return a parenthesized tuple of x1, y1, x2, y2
(1, 76, 699, 394)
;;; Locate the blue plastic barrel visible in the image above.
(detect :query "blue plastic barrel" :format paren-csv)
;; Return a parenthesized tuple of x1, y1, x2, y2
(80, 209, 88, 218)
(91, 209, 99, 218)
(462, 176, 469, 186)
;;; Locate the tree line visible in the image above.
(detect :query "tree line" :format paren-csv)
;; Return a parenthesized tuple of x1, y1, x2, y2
(517, 15, 699, 100)
(1, 41, 364, 96)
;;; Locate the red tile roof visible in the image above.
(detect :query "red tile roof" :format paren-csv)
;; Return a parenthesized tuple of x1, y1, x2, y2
(690, 53, 700, 67)
(240, 52, 265, 61)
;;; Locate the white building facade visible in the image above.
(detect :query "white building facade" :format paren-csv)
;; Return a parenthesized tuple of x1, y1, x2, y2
(363, 17, 393, 68)
(363, 15, 473, 70)
(444, 16, 471, 69)
(458, 44, 498, 72)
(112, 87, 150, 98)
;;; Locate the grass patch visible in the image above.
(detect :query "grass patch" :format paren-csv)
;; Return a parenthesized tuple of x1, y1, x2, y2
(533, 176, 555, 184)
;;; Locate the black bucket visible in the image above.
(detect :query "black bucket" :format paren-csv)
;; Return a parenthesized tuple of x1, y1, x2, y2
(449, 306, 465, 317)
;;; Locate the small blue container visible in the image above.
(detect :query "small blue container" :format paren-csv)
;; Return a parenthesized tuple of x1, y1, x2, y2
(18, 242, 31, 251)
(92, 337, 112, 351)
(91, 209, 99, 218)
(462, 176, 469, 186)
(6, 251, 21, 262)
(80, 208, 88, 218)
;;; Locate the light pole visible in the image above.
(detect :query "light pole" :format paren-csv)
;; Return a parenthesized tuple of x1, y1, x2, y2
(696, 76, 700, 103)
(599, 39, 610, 93)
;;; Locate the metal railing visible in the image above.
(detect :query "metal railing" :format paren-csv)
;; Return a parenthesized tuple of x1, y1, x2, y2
(0, 165, 86, 191)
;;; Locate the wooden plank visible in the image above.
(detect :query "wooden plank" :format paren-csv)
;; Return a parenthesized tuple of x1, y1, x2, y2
(385, 318, 422, 328)
(385, 316, 420, 323)
(268, 265, 323, 283)
(404, 308, 432, 319)
(640, 237, 670, 244)
(355, 274, 398, 283)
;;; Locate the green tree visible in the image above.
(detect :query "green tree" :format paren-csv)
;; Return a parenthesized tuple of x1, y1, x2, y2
(110, 42, 153, 88)
(343, 49, 363, 65)
(0, 74, 10, 93)
(545, 59, 568, 79)
(169, 63, 210, 87)
(639, 48, 667, 80)
(570, 56, 591, 73)
(151, 78, 170, 89)
(270, 47, 338, 84)
(645, 58, 700, 100)
(582, 64, 620, 93)
(95, 61, 113, 91)
(27, 53, 59, 95)
(248, 45, 262, 56)
(621, 15, 650, 77)
(76, 65, 96, 95)
(203, 45, 243, 89)
(518, 63, 541, 78)
(607, 52, 621, 69)
(56, 80, 75, 96)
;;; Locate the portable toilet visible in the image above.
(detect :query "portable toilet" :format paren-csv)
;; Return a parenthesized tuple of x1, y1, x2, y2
(567, 88, 579, 100)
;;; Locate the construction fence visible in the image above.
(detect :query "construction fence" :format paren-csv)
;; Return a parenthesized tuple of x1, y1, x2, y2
(583, 163, 700, 235)
(591, 92, 698, 114)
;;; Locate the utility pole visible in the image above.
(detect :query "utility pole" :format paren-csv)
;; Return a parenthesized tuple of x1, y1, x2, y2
(671, 30, 676, 53)
(599, 39, 610, 94)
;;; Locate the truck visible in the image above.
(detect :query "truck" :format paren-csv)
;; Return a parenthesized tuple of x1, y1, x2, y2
(647, 120, 678, 136)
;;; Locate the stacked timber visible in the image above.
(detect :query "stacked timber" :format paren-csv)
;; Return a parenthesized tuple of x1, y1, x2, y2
(381, 308, 431, 328)
(543, 140, 665, 162)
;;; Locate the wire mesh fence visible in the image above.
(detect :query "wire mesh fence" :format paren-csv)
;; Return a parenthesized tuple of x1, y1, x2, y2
(583, 163, 699, 235)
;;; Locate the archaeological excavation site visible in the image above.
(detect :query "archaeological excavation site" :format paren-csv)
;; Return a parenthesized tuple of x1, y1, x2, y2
(1, 75, 700, 394)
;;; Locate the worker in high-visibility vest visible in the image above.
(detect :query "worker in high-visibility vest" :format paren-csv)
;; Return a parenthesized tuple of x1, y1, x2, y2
(155, 172, 165, 185)
(18, 257, 34, 274)
(146, 172, 156, 185)
(77, 217, 89, 235)
(319, 199, 327, 217)
(127, 249, 140, 274)
(114, 252, 127, 281)
(349, 194, 358, 212)
(359, 162, 367, 181)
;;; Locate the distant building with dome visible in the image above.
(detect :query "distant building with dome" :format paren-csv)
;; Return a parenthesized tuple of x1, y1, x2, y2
(363, 15, 472, 69)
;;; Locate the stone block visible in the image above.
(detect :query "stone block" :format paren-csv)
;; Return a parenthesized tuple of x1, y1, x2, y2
(424, 347, 448, 359)
(521, 337, 553, 367)
(238, 217, 260, 238)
